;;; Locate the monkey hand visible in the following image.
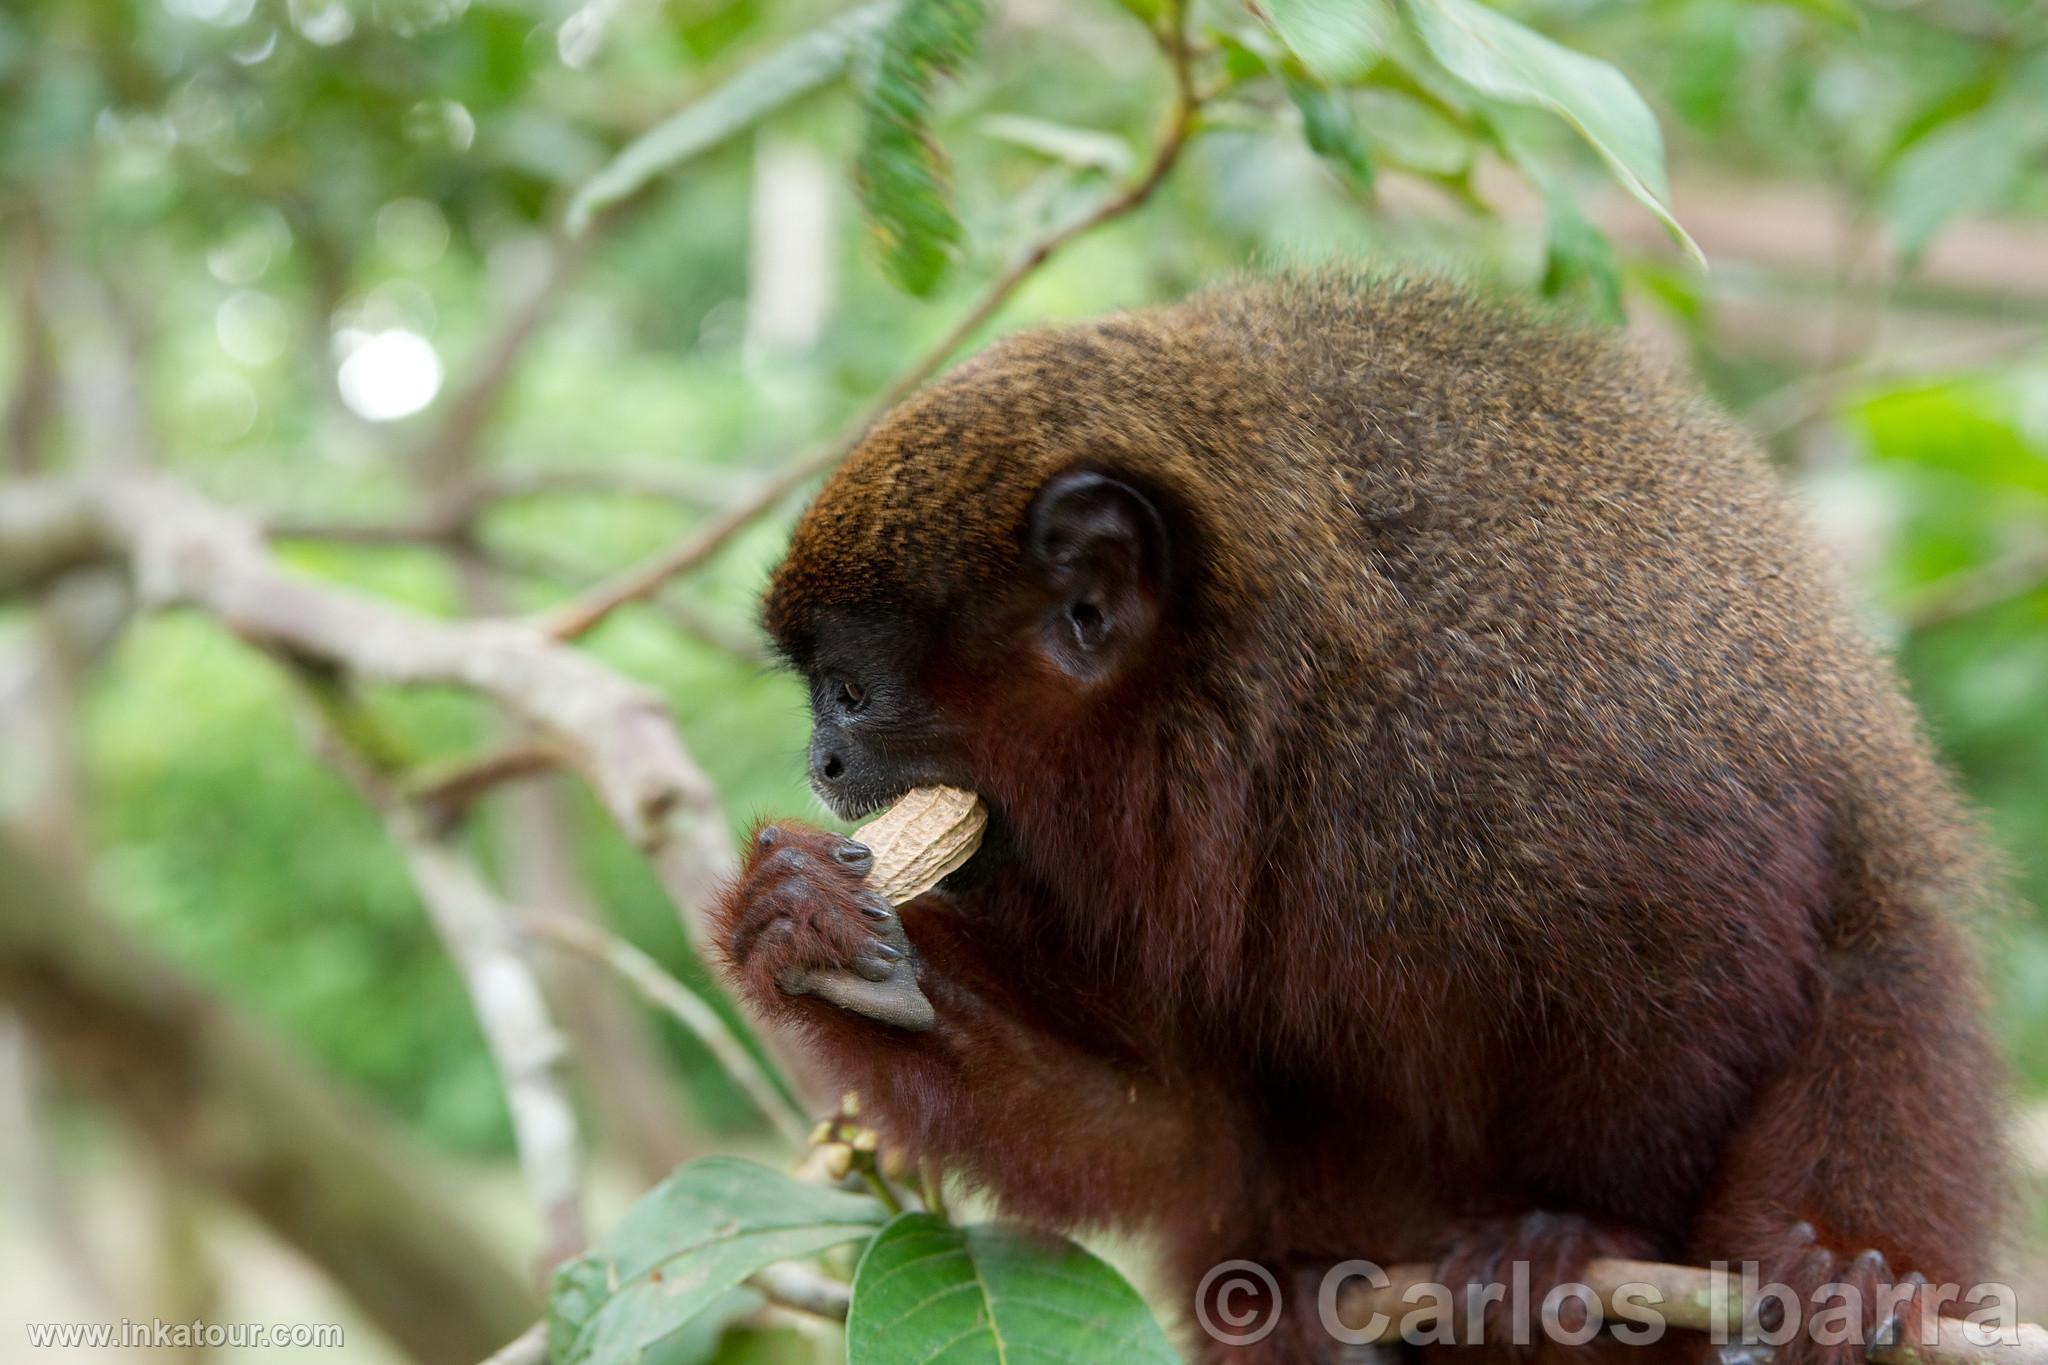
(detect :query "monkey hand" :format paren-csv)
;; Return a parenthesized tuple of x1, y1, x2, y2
(716, 823, 936, 1033)
(1740, 1222, 1933, 1365)
(1437, 1212, 1653, 1348)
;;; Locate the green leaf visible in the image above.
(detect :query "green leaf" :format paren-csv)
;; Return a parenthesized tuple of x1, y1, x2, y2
(549, 1158, 887, 1365)
(1212, 26, 1283, 85)
(1355, 87, 1472, 177)
(634, 1288, 766, 1365)
(1769, 0, 1864, 26)
(856, 0, 989, 295)
(845, 1213, 1178, 1365)
(1535, 174, 1622, 322)
(1285, 79, 1374, 192)
(1663, 1, 1741, 131)
(1882, 100, 2048, 265)
(1496, 120, 1621, 321)
(1856, 378, 2048, 499)
(565, 2, 901, 235)
(1260, 0, 1394, 84)
(1399, 0, 1702, 265)
(978, 114, 1133, 177)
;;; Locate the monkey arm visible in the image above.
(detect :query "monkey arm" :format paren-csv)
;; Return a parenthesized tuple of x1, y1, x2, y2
(798, 895, 1240, 1229)
(713, 822, 1237, 1228)
(1686, 922, 2002, 1354)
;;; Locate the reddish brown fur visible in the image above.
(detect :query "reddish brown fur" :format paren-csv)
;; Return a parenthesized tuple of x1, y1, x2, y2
(714, 274, 2006, 1364)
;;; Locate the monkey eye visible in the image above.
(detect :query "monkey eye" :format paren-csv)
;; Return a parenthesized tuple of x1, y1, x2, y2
(835, 678, 867, 712)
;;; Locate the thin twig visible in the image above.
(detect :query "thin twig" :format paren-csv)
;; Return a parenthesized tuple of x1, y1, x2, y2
(918, 1160, 947, 1219)
(4, 211, 57, 475)
(859, 1169, 904, 1215)
(476, 1262, 855, 1365)
(417, 223, 728, 1176)
(752, 1261, 853, 1320)
(405, 741, 570, 827)
(1741, 330, 2045, 439)
(301, 695, 587, 1275)
(1900, 543, 2048, 632)
(537, 4, 1204, 643)
(476, 1321, 548, 1365)
(482, 464, 772, 508)
(483, 541, 778, 668)
(521, 913, 812, 1150)
(534, 444, 852, 640)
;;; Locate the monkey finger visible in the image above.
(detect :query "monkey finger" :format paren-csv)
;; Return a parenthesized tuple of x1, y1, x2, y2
(833, 837, 874, 876)
(851, 944, 903, 982)
(1873, 1270, 1928, 1350)
(863, 894, 914, 953)
(730, 909, 796, 971)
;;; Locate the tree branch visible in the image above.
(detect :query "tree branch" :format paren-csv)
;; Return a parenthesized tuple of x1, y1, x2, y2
(1742, 331, 2048, 439)
(404, 741, 571, 828)
(0, 830, 537, 1363)
(521, 913, 812, 1150)
(0, 472, 739, 940)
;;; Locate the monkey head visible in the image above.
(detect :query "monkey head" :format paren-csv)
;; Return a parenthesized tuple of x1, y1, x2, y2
(758, 291, 1397, 941)
(760, 322, 1236, 828)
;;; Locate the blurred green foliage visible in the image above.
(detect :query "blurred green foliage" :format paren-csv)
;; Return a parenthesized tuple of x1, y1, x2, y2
(1, 0, 2045, 1175)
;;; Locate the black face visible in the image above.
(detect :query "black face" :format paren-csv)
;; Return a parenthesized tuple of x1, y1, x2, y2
(793, 613, 966, 820)
(772, 466, 1172, 821)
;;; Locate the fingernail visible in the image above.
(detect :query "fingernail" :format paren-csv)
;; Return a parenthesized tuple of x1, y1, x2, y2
(860, 896, 892, 920)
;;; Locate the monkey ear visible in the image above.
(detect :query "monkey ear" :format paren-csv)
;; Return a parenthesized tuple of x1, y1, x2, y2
(1024, 469, 1169, 684)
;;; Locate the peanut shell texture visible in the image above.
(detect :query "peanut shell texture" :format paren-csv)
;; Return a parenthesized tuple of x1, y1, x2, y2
(853, 786, 988, 904)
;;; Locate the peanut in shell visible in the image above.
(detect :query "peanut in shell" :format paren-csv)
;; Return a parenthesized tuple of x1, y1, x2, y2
(852, 786, 988, 905)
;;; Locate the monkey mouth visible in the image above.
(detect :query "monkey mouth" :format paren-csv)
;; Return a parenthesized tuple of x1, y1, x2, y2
(812, 780, 904, 824)
(937, 815, 1002, 891)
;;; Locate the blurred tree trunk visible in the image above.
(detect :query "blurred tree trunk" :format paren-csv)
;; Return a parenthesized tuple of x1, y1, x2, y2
(495, 769, 706, 1181)
(147, 1176, 222, 1365)
(0, 832, 536, 1365)
(445, 528, 702, 1186)
(0, 1013, 115, 1310)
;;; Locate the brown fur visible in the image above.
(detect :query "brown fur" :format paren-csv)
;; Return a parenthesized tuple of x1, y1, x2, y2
(717, 273, 2006, 1364)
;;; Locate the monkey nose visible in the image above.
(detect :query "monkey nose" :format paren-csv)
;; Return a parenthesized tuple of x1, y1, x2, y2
(807, 732, 855, 797)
